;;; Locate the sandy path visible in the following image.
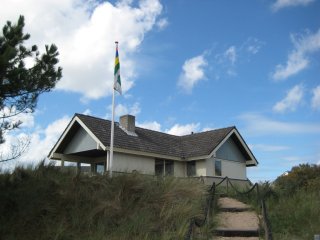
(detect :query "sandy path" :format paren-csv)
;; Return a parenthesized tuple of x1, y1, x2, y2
(214, 197, 260, 240)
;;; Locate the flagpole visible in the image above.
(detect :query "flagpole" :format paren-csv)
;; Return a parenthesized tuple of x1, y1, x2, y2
(109, 41, 118, 178)
(109, 86, 115, 177)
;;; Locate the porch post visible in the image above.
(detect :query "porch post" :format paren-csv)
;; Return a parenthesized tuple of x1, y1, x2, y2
(76, 162, 81, 174)
(105, 151, 110, 174)
(91, 163, 96, 175)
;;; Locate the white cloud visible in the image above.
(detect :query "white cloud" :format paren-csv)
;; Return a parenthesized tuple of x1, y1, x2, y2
(0, 116, 70, 171)
(246, 38, 264, 55)
(224, 46, 237, 64)
(251, 144, 290, 152)
(107, 102, 141, 119)
(0, 0, 164, 100)
(82, 109, 92, 115)
(282, 156, 304, 162)
(311, 85, 320, 110)
(166, 123, 200, 136)
(272, 29, 320, 81)
(178, 54, 207, 92)
(273, 84, 304, 113)
(272, 0, 315, 11)
(137, 121, 161, 131)
(156, 18, 169, 30)
(239, 113, 320, 136)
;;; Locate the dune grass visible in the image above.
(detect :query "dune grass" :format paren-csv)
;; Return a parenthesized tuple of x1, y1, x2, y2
(0, 162, 207, 240)
(219, 180, 320, 239)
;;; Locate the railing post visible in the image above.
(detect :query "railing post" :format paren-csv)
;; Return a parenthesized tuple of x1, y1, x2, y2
(226, 177, 229, 195)
(261, 199, 273, 240)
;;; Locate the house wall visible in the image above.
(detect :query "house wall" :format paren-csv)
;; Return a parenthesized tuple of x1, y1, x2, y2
(113, 152, 155, 175)
(64, 128, 96, 154)
(216, 137, 246, 162)
(220, 159, 246, 179)
(196, 160, 207, 176)
(205, 157, 215, 177)
(210, 137, 247, 180)
(174, 161, 185, 177)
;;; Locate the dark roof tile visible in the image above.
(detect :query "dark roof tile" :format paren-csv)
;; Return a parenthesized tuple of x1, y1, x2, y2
(74, 113, 234, 159)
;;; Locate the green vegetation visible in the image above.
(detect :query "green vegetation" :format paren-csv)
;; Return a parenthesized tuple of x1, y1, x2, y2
(1, 15, 62, 162)
(227, 164, 320, 239)
(0, 162, 207, 240)
(269, 164, 320, 239)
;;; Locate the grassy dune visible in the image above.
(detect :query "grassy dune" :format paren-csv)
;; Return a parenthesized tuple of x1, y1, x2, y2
(0, 163, 207, 240)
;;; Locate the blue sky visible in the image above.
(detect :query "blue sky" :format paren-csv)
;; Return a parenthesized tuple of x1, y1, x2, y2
(1, 0, 319, 182)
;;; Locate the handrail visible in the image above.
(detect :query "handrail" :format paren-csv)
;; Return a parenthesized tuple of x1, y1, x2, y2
(261, 198, 273, 240)
(184, 181, 216, 240)
(184, 176, 273, 240)
(222, 177, 273, 240)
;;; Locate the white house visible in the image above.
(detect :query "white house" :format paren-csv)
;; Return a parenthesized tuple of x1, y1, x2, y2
(48, 114, 258, 184)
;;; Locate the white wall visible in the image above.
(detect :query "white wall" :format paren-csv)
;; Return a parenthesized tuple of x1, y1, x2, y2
(216, 137, 246, 162)
(113, 152, 155, 175)
(196, 160, 207, 176)
(205, 157, 215, 177)
(220, 159, 246, 179)
(64, 127, 96, 154)
(174, 161, 186, 177)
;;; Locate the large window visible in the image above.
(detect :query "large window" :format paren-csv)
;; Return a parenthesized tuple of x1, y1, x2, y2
(215, 160, 222, 176)
(155, 159, 174, 176)
(187, 161, 196, 176)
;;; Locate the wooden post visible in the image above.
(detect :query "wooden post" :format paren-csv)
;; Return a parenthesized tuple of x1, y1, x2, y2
(226, 178, 229, 195)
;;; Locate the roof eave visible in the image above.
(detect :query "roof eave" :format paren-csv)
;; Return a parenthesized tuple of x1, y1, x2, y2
(48, 115, 106, 159)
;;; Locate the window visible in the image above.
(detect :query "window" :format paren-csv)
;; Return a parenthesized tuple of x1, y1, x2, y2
(215, 160, 222, 176)
(165, 160, 174, 176)
(187, 161, 196, 176)
(155, 159, 164, 176)
(155, 159, 174, 176)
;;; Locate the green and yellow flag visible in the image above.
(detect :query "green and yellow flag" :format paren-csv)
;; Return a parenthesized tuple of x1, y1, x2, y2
(114, 42, 122, 94)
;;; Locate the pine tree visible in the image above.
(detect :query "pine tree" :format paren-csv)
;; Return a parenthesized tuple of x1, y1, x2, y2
(0, 15, 62, 161)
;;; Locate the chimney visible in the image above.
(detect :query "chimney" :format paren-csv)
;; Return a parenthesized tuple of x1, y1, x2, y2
(120, 115, 135, 133)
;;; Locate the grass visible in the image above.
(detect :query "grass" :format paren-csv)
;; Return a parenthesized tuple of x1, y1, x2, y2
(217, 181, 320, 239)
(0, 162, 208, 240)
(268, 189, 320, 239)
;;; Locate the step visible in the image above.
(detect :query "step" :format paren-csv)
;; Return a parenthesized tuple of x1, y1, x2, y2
(220, 207, 252, 212)
(218, 197, 251, 210)
(214, 228, 260, 237)
(216, 212, 260, 230)
(214, 237, 259, 240)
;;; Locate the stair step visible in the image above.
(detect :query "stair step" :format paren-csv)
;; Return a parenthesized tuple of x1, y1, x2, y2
(220, 207, 252, 212)
(214, 237, 259, 240)
(214, 228, 260, 237)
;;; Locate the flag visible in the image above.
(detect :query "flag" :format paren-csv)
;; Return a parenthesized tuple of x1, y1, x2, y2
(114, 42, 122, 94)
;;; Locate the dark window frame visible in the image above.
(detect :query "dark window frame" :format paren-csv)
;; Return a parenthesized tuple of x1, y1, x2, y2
(187, 161, 196, 176)
(215, 160, 222, 176)
(155, 159, 174, 176)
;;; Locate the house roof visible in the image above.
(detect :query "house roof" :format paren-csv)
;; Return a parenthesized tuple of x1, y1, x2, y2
(49, 113, 258, 165)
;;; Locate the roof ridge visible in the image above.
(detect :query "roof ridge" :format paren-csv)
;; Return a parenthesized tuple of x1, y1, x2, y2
(135, 125, 180, 138)
(75, 113, 114, 122)
(180, 126, 235, 138)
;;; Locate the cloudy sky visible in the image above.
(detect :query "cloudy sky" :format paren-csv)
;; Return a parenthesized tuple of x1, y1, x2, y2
(0, 0, 319, 182)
